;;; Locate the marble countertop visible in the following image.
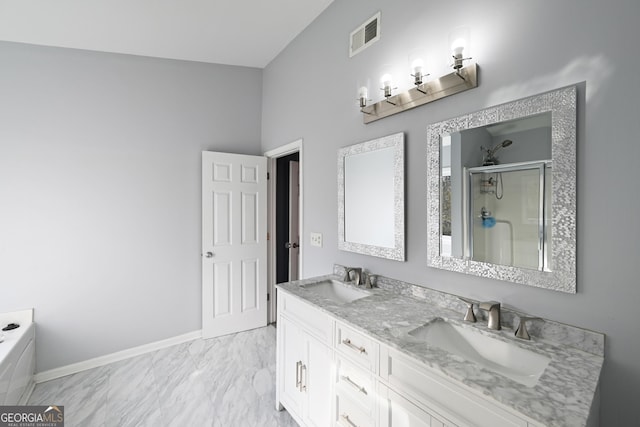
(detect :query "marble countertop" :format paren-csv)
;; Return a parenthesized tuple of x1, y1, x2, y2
(276, 273, 603, 427)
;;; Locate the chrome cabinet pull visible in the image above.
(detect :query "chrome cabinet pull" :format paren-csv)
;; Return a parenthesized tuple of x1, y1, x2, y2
(341, 413, 358, 427)
(300, 364, 307, 391)
(340, 375, 367, 395)
(295, 361, 302, 391)
(342, 338, 367, 354)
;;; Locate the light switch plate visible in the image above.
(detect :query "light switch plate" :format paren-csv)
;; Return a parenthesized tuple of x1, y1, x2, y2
(310, 232, 323, 247)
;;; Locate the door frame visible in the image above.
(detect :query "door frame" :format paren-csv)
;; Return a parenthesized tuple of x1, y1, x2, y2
(265, 139, 304, 324)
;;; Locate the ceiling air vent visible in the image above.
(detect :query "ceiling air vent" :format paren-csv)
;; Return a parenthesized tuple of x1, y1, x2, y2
(349, 12, 380, 57)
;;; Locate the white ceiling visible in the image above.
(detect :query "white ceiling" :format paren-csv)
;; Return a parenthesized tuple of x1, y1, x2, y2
(0, 0, 334, 68)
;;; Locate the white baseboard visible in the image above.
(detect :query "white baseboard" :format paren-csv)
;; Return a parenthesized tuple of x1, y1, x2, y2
(34, 330, 202, 383)
(19, 379, 36, 405)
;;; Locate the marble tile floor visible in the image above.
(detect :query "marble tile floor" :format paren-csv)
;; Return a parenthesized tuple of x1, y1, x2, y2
(28, 325, 299, 427)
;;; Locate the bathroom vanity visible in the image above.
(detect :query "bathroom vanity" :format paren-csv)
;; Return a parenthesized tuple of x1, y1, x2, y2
(275, 268, 603, 427)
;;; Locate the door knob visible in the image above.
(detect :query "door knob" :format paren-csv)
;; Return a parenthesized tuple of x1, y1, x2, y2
(285, 242, 299, 249)
(205, 252, 214, 258)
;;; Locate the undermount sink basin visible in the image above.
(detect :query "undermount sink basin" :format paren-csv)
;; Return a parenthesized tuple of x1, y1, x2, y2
(302, 280, 370, 304)
(408, 318, 550, 387)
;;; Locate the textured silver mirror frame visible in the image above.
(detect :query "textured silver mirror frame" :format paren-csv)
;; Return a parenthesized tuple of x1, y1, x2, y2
(338, 132, 405, 261)
(426, 86, 577, 293)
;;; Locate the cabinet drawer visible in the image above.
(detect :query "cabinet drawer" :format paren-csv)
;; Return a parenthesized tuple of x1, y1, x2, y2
(335, 355, 376, 413)
(335, 391, 375, 427)
(278, 291, 332, 346)
(379, 383, 457, 427)
(335, 322, 378, 372)
(380, 346, 528, 427)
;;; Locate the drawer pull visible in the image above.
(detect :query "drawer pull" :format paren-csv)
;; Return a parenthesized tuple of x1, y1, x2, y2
(341, 375, 367, 395)
(295, 361, 302, 391)
(342, 338, 367, 354)
(300, 363, 307, 391)
(341, 413, 358, 427)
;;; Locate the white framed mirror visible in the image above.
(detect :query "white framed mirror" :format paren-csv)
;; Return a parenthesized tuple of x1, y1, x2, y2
(427, 86, 577, 292)
(338, 132, 405, 261)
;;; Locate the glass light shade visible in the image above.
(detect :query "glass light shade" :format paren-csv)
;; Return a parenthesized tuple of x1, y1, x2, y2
(411, 58, 424, 74)
(357, 77, 370, 97)
(449, 27, 471, 58)
(380, 73, 393, 87)
(356, 78, 371, 108)
(450, 38, 466, 55)
(408, 49, 427, 75)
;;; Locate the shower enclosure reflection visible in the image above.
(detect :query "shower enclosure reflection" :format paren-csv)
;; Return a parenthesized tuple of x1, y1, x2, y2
(440, 112, 552, 271)
(468, 162, 551, 271)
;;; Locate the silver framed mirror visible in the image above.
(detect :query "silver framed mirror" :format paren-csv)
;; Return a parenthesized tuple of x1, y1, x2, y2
(427, 86, 576, 292)
(338, 132, 405, 261)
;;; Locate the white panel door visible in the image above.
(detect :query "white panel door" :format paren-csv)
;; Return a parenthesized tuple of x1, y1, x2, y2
(202, 151, 267, 338)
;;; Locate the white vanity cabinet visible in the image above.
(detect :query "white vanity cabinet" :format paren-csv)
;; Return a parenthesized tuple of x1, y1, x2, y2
(379, 346, 541, 427)
(276, 293, 332, 427)
(276, 288, 548, 427)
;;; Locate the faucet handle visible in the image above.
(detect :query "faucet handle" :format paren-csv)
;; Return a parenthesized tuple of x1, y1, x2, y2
(363, 273, 377, 289)
(515, 316, 539, 340)
(458, 297, 476, 323)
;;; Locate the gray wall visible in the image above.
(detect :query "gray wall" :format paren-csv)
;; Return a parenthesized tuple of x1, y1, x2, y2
(262, 0, 640, 424)
(0, 41, 263, 371)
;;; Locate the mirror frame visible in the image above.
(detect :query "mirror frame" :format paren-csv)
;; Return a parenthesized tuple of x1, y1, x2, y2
(426, 86, 577, 293)
(338, 132, 405, 261)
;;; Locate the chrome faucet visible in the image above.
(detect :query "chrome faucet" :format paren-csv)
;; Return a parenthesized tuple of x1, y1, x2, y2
(479, 301, 501, 330)
(343, 267, 362, 286)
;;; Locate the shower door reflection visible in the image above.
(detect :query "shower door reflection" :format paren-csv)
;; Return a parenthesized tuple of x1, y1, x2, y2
(467, 161, 551, 271)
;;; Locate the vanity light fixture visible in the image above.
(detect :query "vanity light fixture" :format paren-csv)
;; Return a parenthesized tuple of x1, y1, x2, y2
(408, 50, 430, 93)
(359, 29, 478, 124)
(379, 72, 397, 105)
(359, 86, 368, 107)
(356, 78, 372, 109)
(358, 51, 478, 124)
(449, 27, 472, 73)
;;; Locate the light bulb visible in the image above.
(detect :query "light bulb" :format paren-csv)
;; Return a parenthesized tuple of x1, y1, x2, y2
(449, 27, 471, 70)
(379, 65, 396, 102)
(380, 73, 393, 87)
(411, 58, 424, 74)
(451, 38, 467, 56)
(359, 86, 368, 98)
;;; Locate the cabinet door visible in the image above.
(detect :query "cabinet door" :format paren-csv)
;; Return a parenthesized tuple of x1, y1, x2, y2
(278, 316, 304, 416)
(379, 384, 457, 427)
(304, 332, 332, 427)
